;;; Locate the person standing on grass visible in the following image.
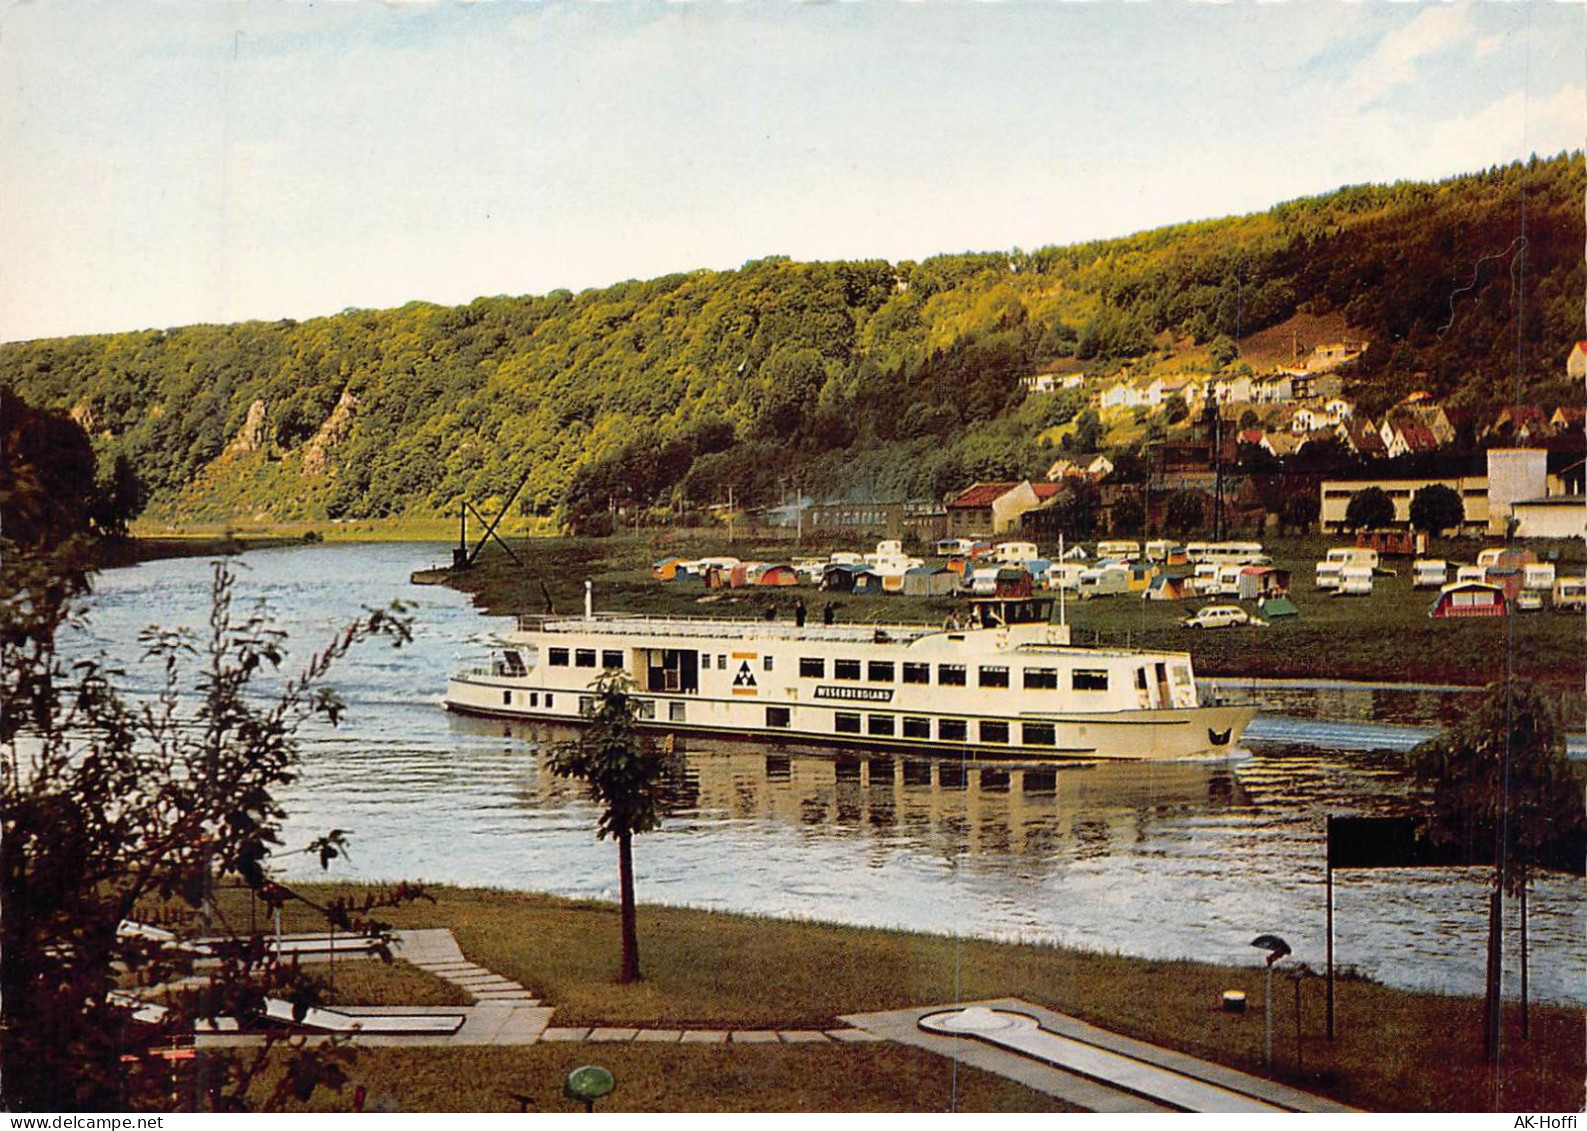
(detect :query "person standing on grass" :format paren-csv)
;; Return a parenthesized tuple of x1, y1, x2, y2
(794, 597, 807, 627)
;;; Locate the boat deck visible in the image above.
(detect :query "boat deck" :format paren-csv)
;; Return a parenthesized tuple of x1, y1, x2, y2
(519, 613, 940, 645)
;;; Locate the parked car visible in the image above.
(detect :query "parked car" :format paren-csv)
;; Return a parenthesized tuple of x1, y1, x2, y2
(1181, 605, 1266, 629)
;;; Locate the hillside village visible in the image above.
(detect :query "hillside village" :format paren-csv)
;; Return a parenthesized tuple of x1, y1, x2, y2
(772, 335, 1586, 548)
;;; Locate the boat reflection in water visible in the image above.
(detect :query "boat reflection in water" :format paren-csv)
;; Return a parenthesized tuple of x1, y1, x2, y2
(445, 712, 1582, 1007)
(480, 716, 1255, 865)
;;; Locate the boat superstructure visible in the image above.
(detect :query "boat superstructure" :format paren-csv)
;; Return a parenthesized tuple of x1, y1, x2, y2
(445, 597, 1255, 761)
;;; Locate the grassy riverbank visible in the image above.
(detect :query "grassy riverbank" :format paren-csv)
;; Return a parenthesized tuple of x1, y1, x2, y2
(232, 883, 1580, 1112)
(436, 531, 1585, 698)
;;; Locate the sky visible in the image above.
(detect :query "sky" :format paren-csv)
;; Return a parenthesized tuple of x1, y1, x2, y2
(1, 0, 1582, 343)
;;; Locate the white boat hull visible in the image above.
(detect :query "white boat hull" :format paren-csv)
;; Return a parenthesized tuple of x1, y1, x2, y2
(445, 673, 1256, 762)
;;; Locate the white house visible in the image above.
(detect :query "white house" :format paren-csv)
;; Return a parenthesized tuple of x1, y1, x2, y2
(1290, 406, 1325, 434)
(1100, 382, 1134, 411)
(1252, 373, 1294, 405)
(1213, 373, 1254, 404)
(1324, 397, 1354, 424)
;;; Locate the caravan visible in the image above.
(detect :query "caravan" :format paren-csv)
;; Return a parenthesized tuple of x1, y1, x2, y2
(1336, 565, 1374, 596)
(1411, 560, 1448, 589)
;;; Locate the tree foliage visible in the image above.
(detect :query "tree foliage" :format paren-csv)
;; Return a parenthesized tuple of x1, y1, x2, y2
(1344, 485, 1395, 531)
(0, 556, 415, 1111)
(1, 154, 1579, 527)
(1406, 680, 1585, 896)
(1408, 482, 1465, 536)
(1164, 489, 1205, 534)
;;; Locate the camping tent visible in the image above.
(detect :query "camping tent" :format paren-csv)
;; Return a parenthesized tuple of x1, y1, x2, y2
(902, 565, 956, 597)
(1237, 566, 1292, 601)
(1429, 582, 1507, 618)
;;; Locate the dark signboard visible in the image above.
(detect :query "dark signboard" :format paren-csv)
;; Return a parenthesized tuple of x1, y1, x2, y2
(1327, 816, 1584, 876)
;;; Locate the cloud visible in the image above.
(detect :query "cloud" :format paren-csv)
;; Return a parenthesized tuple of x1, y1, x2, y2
(1345, 2, 1475, 108)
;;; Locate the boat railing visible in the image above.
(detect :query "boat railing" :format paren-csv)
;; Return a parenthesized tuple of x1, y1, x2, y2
(513, 611, 939, 644)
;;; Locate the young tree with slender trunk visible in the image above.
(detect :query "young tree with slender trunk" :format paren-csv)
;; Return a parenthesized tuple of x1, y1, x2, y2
(546, 672, 678, 983)
(1406, 680, 1585, 1065)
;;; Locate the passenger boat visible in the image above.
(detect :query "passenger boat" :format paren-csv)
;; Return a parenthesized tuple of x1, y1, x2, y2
(444, 595, 1256, 761)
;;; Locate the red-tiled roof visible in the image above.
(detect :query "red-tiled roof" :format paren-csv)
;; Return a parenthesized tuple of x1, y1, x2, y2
(1031, 482, 1064, 499)
(948, 482, 1018, 509)
(1395, 419, 1441, 452)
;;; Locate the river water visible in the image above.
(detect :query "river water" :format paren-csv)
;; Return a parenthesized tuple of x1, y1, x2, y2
(71, 542, 1584, 1006)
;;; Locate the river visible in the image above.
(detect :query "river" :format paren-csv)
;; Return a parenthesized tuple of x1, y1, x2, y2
(69, 542, 1584, 1006)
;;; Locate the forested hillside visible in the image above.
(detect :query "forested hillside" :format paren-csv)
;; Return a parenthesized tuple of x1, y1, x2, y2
(3, 153, 1579, 530)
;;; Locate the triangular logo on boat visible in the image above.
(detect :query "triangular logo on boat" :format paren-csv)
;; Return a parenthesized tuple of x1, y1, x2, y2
(733, 662, 758, 689)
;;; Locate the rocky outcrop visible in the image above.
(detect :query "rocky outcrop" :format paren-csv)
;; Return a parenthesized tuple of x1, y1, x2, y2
(222, 399, 268, 458)
(302, 388, 357, 477)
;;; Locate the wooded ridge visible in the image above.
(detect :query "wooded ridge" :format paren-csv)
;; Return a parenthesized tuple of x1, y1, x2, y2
(2, 153, 1578, 530)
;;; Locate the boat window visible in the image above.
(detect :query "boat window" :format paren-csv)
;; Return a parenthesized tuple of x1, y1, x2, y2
(766, 706, 791, 729)
(938, 664, 967, 687)
(545, 694, 553, 708)
(575, 649, 597, 668)
(602, 649, 624, 670)
(868, 715, 895, 737)
(549, 648, 570, 667)
(867, 661, 895, 683)
(979, 720, 1010, 744)
(1023, 667, 1058, 690)
(799, 657, 825, 678)
(579, 696, 593, 713)
(669, 701, 685, 722)
(978, 666, 1010, 689)
(938, 718, 968, 742)
(1135, 668, 1149, 690)
(835, 659, 862, 681)
(902, 662, 931, 685)
(1022, 722, 1057, 746)
(835, 712, 862, 734)
(1073, 669, 1109, 691)
(636, 700, 655, 720)
(763, 655, 774, 672)
(530, 692, 539, 707)
(902, 717, 931, 739)
(718, 654, 728, 670)
(503, 690, 512, 706)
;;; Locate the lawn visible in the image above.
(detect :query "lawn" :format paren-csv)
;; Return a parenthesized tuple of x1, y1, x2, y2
(220, 883, 1584, 1113)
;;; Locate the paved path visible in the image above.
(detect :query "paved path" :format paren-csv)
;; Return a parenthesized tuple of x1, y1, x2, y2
(188, 931, 1357, 1112)
(842, 998, 1356, 1114)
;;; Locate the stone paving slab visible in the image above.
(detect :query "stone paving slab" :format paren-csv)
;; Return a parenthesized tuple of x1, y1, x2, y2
(825, 1029, 886, 1043)
(634, 1029, 683, 1043)
(679, 1030, 728, 1044)
(588, 1027, 640, 1042)
(777, 1030, 830, 1043)
(729, 1031, 780, 1044)
(541, 1027, 591, 1042)
(390, 929, 466, 966)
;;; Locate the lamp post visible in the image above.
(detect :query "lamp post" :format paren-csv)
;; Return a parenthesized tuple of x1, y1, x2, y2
(1250, 934, 1292, 1069)
(564, 1065, 615, 1113)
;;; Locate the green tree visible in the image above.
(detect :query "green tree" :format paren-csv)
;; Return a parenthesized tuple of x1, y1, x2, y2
(1110, 491, 1144, 535)
(1, 557, 415, 1111)
(1409, 482, 1465, 537)
(1344, 485, 1395, 531)
(1069, 409, 1105, 454)
(1406, 681, 1585, 1060)
(1164, 490, 1204, 535)
(545, 673, 679, 983)
(1208, 334, 1239, 370)
(1280, 491, 1321, 534)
